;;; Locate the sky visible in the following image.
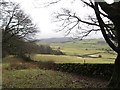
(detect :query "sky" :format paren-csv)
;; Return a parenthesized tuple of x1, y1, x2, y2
(11, 0, 113, 39)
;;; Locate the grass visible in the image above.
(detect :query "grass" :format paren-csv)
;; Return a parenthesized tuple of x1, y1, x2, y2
(2, 39, 116, 88)
(3, 69, 107, 88)
(2, 56, 39, 70)
(2, 56, 108, 88)
(31, 54, 115, 64)
(48, 39, 116, 64)
(50, 39, 110, 50)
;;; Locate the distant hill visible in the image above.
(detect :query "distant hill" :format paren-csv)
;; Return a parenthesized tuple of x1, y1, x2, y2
(36, 37, 106, 44)
(37, 37, 73, 43)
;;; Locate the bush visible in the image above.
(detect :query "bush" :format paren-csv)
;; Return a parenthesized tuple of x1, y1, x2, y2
(36, 61, 56, 70)
(34, 45, 64, 55)
(52, 50, 65, 55)
(98, 55, 102, 58)
(55, 64, 114, 80)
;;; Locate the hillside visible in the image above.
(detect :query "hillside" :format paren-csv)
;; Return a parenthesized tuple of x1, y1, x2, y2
(36, 37, 106, 44)
(36, 37, 73, 43)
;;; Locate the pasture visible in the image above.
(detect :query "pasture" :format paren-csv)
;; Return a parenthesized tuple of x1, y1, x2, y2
(2, 39, 116, 88)
(31, 54, 115, 64)
(35, 39, 116, 64)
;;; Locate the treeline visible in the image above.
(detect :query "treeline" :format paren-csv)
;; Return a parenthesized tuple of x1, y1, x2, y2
(34, 44, 64, 55)
(1, 1, 64, 59)
(2, 35, 64, 58)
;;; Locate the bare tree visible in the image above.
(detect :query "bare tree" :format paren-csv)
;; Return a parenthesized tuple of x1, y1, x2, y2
(39, 0, 120, 88)
(0, 0, 38, 43)
(1, 0, 38, 57)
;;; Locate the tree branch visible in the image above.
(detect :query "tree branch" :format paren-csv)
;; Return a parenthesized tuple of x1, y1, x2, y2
(94, 2, 118, 53)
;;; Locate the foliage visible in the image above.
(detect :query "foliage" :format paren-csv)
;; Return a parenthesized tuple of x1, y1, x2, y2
(2, 38, 64, 59)
(52, 49, 65, 55)
(1, 0, 38, 58)
(56, 63, 114, 80)
(2, 36, 26, 57)
(1, 1, 38, 42)
(24, 44, 65, 56)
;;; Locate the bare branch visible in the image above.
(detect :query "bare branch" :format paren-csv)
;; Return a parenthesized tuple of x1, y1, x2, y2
(53, 8, 100, 38)
(38, 0, 62, 7)
(1, 1, 38, 43)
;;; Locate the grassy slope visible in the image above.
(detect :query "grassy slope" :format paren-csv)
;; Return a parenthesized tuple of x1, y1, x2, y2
(2, 56, 107, 88)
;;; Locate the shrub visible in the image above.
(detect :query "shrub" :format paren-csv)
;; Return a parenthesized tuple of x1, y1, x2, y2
(52, 50, 65, 55)
(98, 55, 102, 58)
(36, 61, 56, 70)
(55, 64, 114, 80)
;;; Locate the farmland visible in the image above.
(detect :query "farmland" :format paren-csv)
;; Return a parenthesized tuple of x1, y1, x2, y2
(35, 38, 116, 64)
(2, 38, 116, 88)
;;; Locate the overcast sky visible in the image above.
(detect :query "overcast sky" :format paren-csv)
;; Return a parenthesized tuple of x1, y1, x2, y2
(11, 0, 113, 39)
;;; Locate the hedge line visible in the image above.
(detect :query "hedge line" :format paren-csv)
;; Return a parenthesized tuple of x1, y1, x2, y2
(55, 64, 114, 80)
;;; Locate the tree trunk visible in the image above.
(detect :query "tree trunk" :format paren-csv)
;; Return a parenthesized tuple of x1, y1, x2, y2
(94, 2, 120, 88)
(108, 16, 120, 88)
(108, 53, 120, 88)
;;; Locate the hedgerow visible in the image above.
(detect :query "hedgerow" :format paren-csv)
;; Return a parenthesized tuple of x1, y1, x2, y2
(55, 64, 114, 80)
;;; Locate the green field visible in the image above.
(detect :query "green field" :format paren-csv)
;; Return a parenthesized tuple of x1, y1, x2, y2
(2, 39, 116, 88)
(34, 39, 116, 64)
(31, 54, 115, 64)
